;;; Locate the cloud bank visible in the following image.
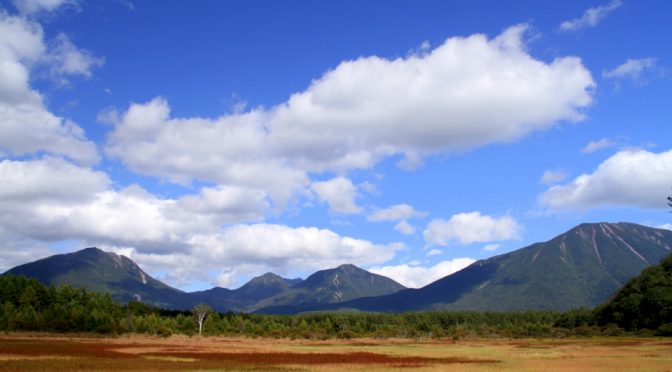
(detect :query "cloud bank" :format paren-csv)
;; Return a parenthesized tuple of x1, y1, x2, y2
(424, 212, 522, 246)
(370, 258, 475, 288)
(540, 149, 672, 210)
(105, 24, 594, 209)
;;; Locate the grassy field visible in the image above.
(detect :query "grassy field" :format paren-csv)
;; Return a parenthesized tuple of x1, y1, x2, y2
(0, 333, 671, 371)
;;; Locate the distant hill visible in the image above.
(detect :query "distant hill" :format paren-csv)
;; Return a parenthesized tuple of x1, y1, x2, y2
(3, 247, 195, 309)
(252, 264, 406, 310)
(258, 222, 672, 314)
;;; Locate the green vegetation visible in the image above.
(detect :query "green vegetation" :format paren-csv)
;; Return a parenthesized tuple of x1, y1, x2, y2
(0, 274, 121, 333)
(595, 253, 672, 335)
(2, 272, 670, 338)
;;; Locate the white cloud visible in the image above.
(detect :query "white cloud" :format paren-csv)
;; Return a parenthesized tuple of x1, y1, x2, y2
(0, 158, 267, 251)
(12, 0, 76, 15)
(105, 25, 594, 204)
(358, 181, 378, 194)
(311, 176, 361, 214)
(190, 224, 400, 270)
(46, 33, 104, 84)
(0, 12, 99, 164)
(603, 58, 658, 83)
(368, 204, 426, 235)
(0, 157, 109, 202)
(559, 0, 622, 32)
(368, 203, 426, 222)
(540, 169, 568, 185)
(427, 249, 442, 256)
(135, 224, 402, 288)
(483, 244, 500, 252)
(658, 224, 672, 231)
(394, 220, 415, 235)
(424, 212, 522, 246)
(270, 23, 593, 166)
(177, 185, 268, 222)
(105, 97, 307, 207)
(0, 157, 405, 288)
(370, 258, 475, 288)
(539, 149, 672, 210)
(582, 138, 616, 154)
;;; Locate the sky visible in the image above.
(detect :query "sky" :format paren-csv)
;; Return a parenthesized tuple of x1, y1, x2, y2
(0, 0, 671, 291)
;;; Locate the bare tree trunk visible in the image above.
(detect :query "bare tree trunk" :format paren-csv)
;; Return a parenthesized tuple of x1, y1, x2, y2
(193, 304, 211, 337)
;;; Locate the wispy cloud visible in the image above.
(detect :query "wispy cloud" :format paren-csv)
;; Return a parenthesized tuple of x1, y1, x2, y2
(559, 0, 622, 32)
(582, 138, 617, 154)
(483, 244, 499, 252)
(369, 204, 427, 235)
(540, 169, 568, 185)
(603, 58, 659, 84)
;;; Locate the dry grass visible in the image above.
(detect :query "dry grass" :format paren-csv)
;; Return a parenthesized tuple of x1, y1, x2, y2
(0, 333, 670, 371)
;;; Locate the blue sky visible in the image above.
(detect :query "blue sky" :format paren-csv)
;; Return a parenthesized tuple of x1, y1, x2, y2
(0, 0, 670, 290)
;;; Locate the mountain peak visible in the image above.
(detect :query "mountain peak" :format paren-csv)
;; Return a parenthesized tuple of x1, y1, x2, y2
(335, 263, 360, 271)
(247, 272, 285, 285)
(253, 263, 406, 311)
(79, 246, 106, 255)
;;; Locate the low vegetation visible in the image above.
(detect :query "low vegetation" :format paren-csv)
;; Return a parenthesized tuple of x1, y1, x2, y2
(2, 334, 670, 371)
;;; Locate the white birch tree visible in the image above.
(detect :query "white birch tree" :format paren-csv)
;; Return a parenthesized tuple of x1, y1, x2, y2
(192, 303, 212, 336)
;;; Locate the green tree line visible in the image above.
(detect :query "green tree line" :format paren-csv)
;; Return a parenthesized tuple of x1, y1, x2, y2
(1, 273, 670, 338)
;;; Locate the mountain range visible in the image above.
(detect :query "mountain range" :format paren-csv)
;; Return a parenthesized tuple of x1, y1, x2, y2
(4, 222, 671, 313)
(5, 248, 406, 312)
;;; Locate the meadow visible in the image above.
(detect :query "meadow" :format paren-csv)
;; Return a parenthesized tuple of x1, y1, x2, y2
(1, 333, 671, 371)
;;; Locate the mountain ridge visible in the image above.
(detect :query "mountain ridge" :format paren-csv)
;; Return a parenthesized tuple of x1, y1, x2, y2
(251, 263, 406, 310)
(3, 248, 405, 312)
(255, 222, 672, 314)
(4, 222, 671, 313)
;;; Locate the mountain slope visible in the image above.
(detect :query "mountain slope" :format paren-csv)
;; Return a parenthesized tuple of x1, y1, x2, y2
(253, 264, 406, 311)
(3, 247, 195, 309)
(445, 222, 672, 310)
(260, 222, 672, 313)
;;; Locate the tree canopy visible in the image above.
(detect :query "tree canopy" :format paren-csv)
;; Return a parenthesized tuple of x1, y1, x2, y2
(594, 254, 672, 333)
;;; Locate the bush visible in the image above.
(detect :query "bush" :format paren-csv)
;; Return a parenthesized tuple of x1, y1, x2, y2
(655, 323, 672, 336)
(157, 326, 172, 338)
(601, 324, 626, 336)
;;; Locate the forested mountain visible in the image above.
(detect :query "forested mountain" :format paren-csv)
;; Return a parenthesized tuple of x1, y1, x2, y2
(5, 223, 671, 314)
(2, 249, 403, 312)
(251, 264, 406, 310)
(257, 223, 672, 314)
(4, 247, 195, 309)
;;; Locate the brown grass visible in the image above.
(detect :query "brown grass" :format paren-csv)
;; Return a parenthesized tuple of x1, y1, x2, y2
(0, 333, 670, 371)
